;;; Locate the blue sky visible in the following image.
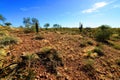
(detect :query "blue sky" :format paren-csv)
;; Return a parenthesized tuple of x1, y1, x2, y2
(0, 0, 120, 27)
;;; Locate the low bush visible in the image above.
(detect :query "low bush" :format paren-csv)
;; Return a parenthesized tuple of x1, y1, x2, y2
(95, 25, 112, 42)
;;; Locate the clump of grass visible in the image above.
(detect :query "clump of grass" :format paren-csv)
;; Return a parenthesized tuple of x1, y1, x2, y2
(96, 43, 103, 49)
(0, 36, 18, 46)
(21, 53, 37, 80)
(80, 40, 94, 48)
(81, 59, 96, 78)
(113, 44, 120, 50)
(84, 59, 94, 67)
(107, 40, 120, 50)
(110, 34, 120, 41)
(92, 47, 104, 56)
(80, 41, 87, 48)
(0, 49, 7, 56)
(0, 31, 8, 36)
(87, 40, 94, 45)
(36, 47, 64, 75)
(84, 50, 98, 59)
(0, 52, 37, 80)
(116, 59, 120, 66)
(86, 51, 92, 58)
(23, 28, 34, 33)
(34, 34, 44, 40)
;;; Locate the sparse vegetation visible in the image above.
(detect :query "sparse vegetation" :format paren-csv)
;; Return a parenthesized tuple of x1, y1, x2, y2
(0, 14, 119, 79)
(0, 36, 18, 46)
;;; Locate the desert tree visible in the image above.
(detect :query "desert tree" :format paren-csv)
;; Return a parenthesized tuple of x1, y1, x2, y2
(53, 24, 62, 30)
(23, 17, 39, 27)
(32, 18, 39, 25)
(4, 22, 12, 26)
(53, 24, 58, 28)
(53, 24, 61, 28)
(23, 17, 31, 28)
(44, 23, 50, 30)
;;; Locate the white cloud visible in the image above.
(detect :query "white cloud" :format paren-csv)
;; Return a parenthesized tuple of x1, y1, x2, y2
(20, 7, 40, 11)
(82, 2, 108, 13)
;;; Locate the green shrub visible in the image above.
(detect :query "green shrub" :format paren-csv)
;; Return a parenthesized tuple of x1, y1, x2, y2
(0, 36, 18, 46)
(95, 25, 112, 42)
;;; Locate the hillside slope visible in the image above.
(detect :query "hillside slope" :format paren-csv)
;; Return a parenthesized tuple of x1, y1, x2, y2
(0, 28, 120, 80)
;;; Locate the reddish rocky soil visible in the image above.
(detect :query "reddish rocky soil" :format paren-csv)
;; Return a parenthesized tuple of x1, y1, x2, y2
(7, 30, 120, 80)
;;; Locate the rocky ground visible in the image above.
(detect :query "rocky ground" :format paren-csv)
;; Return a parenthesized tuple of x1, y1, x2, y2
(0, 28, 120, 80)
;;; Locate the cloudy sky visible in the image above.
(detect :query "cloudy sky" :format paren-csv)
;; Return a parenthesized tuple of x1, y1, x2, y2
(0, 0, 120, 27)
